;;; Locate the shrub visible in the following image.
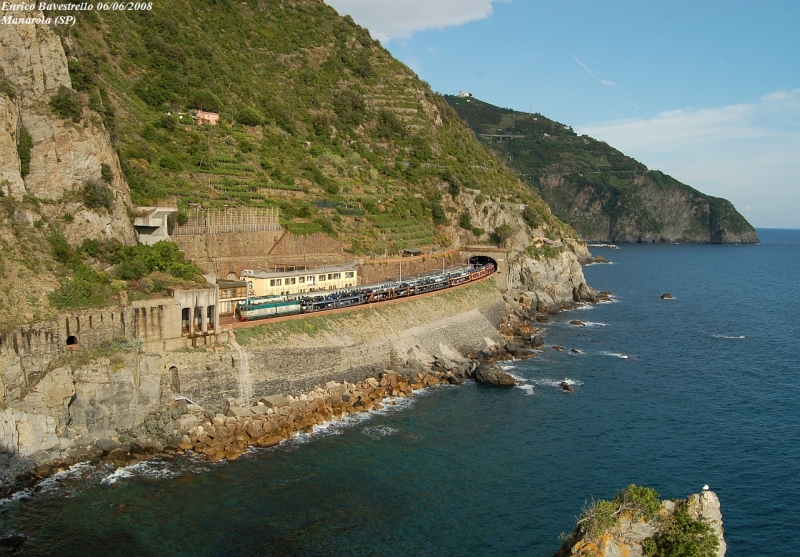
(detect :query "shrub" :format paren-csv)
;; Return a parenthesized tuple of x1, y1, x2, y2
(236, 106, 263, 126)
(523, 206, 543, 228)
(82, 179, 115, 211)
(49, 85, 82, 122)
(189, 88, 222, 112)
(100, 163, 113, 183)
(48, 264, 111, 309)
(375, 109, 404, 139)
(458, 211, 473, 231)
(642, 502, 719, 557)
(333, 89, 366, 128)
(491, 224, 514, 246)
(159, 114, 178, 130)
(67, 59, 95, 91)
(115, 241, 203, 282)
(17, 126, 32, 178)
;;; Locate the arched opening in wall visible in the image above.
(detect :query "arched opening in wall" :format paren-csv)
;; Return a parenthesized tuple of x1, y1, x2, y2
(66, 335, 78, 349)
(468, 255, 497, 268)
(181, 308, 190, 334)
(226, 272, 238, 280)
(169, 366, 180, 393)
(194, 307, 203, 331)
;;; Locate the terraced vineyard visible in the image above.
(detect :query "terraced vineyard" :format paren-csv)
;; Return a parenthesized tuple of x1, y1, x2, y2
(51, 0, 571, 255)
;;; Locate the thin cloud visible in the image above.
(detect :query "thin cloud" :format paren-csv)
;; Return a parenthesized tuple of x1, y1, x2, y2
(325, 0, 508, 42)
(578, 90, 800, 228)
(570, 55, 615, 86)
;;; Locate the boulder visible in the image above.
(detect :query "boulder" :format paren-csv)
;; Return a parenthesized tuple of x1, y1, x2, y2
(661, 292, 674, 299)
(569, 320, 586, 326)
(226, 406, 252, 418)
(558, 381, 574, 393)
(531, 336, 545, 349)
(474, 363, 516, 387)
(261, 395, 290, 409)
(553, 346, 565, 352)
(94, 438, 121, 454)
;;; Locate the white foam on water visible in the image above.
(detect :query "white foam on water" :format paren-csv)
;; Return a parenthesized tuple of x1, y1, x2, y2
(711, 333, 746, 340)
(531, 378, 584, 388)
(128, 459, 181, 481)
(361, 425, 398, 439)
(101, 466, 135, 485)
(583, 321, 609, 327)
(517, 384, 535, 396)
(572, 304, 595, 311)
(602, 352, 631, 359)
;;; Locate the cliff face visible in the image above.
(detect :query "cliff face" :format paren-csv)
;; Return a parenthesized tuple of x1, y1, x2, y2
(0, 10, 136, 245)
(0, 11, 137, 330)
(447, 95, 759, 244)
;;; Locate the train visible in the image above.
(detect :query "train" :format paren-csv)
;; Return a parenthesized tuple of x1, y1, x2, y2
(234, 261, 496, 322)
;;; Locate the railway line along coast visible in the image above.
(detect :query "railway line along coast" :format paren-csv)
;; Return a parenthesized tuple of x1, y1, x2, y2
(0, 5, 603, 496)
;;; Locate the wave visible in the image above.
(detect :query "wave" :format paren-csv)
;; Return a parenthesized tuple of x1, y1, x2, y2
(531, 378, 584, 388)
(602, 351, 632, 359)
(516, 384, 535, 396)
(583, 321, 608, 327)
(710, 333, 746, 340)
(101, 466, 136, 486)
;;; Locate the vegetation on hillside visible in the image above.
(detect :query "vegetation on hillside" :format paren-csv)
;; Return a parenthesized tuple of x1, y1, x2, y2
(48, 231, 205, 310)
(43, 0, 570, 256)
(446, 95, 756, 242)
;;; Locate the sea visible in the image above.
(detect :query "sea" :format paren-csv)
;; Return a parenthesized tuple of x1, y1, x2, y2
(1, 228, 798, 556)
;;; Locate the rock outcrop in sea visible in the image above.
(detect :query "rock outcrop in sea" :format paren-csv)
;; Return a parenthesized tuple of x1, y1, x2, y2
(557, 487, 726, 557)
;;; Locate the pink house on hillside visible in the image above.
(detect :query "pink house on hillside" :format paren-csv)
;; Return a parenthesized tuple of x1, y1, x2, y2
(196, 110, 220, 125)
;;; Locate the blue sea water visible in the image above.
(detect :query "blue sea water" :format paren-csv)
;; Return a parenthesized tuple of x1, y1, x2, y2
(1, 229, 798, 556)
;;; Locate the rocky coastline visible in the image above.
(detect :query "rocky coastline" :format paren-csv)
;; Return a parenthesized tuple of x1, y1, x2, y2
(2, 283, 606, 498)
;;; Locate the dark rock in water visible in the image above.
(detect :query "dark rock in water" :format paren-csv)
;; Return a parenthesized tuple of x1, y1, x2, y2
(505, 341, 523, 353)
(475, 363, 516, 387)
(573, 282, 598, 303)
(531, 335, 545, 349)
(552, 346, 565, 352)
(446, 374, 464, 385)
(0, 535, 27, 552)
(571, 349, 580, 354)
(558, 381, 574, 392)
(534, 315, 550, 324)
(661, 292, 674, 299)
(569, 320, 586, 326)
(513, 348, 535, 360)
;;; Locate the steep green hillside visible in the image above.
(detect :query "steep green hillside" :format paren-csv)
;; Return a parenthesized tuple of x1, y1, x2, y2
(46, 1, 568, 255)
(446, 95, 759, 244)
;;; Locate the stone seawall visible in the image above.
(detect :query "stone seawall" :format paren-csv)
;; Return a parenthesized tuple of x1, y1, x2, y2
(0, 279, 506, 477)
(168, 279, 505, 412)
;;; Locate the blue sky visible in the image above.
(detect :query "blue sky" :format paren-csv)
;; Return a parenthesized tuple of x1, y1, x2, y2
(326, 0, 800, 228)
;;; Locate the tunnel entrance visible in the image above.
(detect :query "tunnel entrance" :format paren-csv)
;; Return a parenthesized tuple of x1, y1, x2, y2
(468, 255, 497, 268)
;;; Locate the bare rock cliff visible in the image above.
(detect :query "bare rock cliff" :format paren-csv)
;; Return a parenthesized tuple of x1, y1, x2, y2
(0, 10, 136, 245)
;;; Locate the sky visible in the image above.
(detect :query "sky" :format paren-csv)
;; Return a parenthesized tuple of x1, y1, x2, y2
(326, 0, 800, 229)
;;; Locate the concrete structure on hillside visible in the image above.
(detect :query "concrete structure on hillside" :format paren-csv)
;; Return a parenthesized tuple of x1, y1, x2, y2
(2, 285, 222, 365)
(133, 207, 178, 246)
